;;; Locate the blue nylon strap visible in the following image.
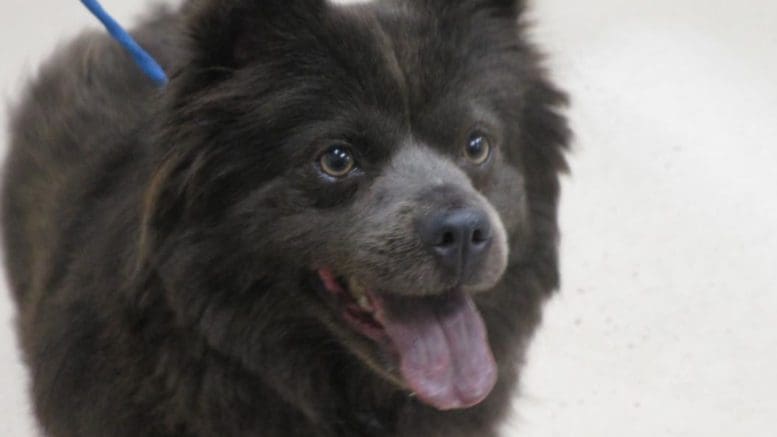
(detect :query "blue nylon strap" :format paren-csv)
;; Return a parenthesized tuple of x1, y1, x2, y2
(80, 0, 169, 86)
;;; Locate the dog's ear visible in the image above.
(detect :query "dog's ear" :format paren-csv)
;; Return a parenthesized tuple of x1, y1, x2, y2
(418, 0, 525, 18)
(461, 0, 525, 15)
(184, 0, 327, 71)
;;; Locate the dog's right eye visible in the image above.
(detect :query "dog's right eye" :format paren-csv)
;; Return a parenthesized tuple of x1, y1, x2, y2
(319, 145, 356, 178)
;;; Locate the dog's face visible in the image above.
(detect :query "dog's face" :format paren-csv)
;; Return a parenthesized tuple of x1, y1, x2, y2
(142, 0, 568, 413)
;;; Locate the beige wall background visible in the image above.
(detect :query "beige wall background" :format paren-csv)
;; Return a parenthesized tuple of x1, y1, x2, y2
(1, 1, 775, 435)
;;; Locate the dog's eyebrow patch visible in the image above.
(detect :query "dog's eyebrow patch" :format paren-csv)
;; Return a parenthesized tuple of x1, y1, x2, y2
(370, 13, 412, 125)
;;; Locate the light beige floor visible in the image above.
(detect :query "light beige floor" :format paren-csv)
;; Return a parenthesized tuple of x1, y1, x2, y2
(1, 1, 776, 436)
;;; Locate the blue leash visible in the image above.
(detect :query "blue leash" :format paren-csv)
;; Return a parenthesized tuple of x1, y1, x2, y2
(80, 0, 169, 86)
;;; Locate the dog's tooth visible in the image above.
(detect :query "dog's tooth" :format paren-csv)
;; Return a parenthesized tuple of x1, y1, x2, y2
(348, 277, 365, 296)
(357, 295, 374, 312)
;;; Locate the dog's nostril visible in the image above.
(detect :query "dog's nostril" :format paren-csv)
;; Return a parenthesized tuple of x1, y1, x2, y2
(439, 230, 456, 247)
(472, 229, 485, 244)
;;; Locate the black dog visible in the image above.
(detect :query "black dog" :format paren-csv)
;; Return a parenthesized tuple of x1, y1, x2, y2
(1, 0, 569, 435)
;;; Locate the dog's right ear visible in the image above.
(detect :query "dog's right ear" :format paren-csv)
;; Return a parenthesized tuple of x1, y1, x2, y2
(415, 0, 526, 19)
(184, 0, 326, 72)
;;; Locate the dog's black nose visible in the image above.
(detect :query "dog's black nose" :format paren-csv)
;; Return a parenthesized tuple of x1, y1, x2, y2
(420, 209, 493, 282)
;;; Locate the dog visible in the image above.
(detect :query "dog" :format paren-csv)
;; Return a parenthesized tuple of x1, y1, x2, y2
(1, 0, 569, 435)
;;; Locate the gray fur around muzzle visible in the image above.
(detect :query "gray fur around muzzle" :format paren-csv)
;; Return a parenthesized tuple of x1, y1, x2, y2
(335, 145, 509, 297)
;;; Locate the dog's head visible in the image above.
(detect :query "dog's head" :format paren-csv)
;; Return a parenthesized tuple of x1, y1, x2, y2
(140, 0, 568, 413)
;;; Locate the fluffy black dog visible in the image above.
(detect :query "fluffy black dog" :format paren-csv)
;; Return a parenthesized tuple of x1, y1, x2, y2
(1, 0, 569, 435)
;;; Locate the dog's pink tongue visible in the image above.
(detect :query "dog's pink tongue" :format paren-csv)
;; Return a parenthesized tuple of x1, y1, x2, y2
(374, 290, 497, 410)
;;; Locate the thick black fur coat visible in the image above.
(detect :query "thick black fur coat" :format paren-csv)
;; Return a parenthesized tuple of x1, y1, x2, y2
(1, 0, 569, 435)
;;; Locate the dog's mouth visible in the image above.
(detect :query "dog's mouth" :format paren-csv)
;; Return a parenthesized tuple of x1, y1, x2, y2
(314, 268, 497, 411)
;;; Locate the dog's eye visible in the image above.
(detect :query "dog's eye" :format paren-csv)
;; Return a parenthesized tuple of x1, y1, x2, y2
(319, 145, 356, 178)
(464, 132, 492, 165)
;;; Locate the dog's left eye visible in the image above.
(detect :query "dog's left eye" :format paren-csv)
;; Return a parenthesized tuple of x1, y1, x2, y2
(464, 132, 492, 165)
(319, 145, 356, 178)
